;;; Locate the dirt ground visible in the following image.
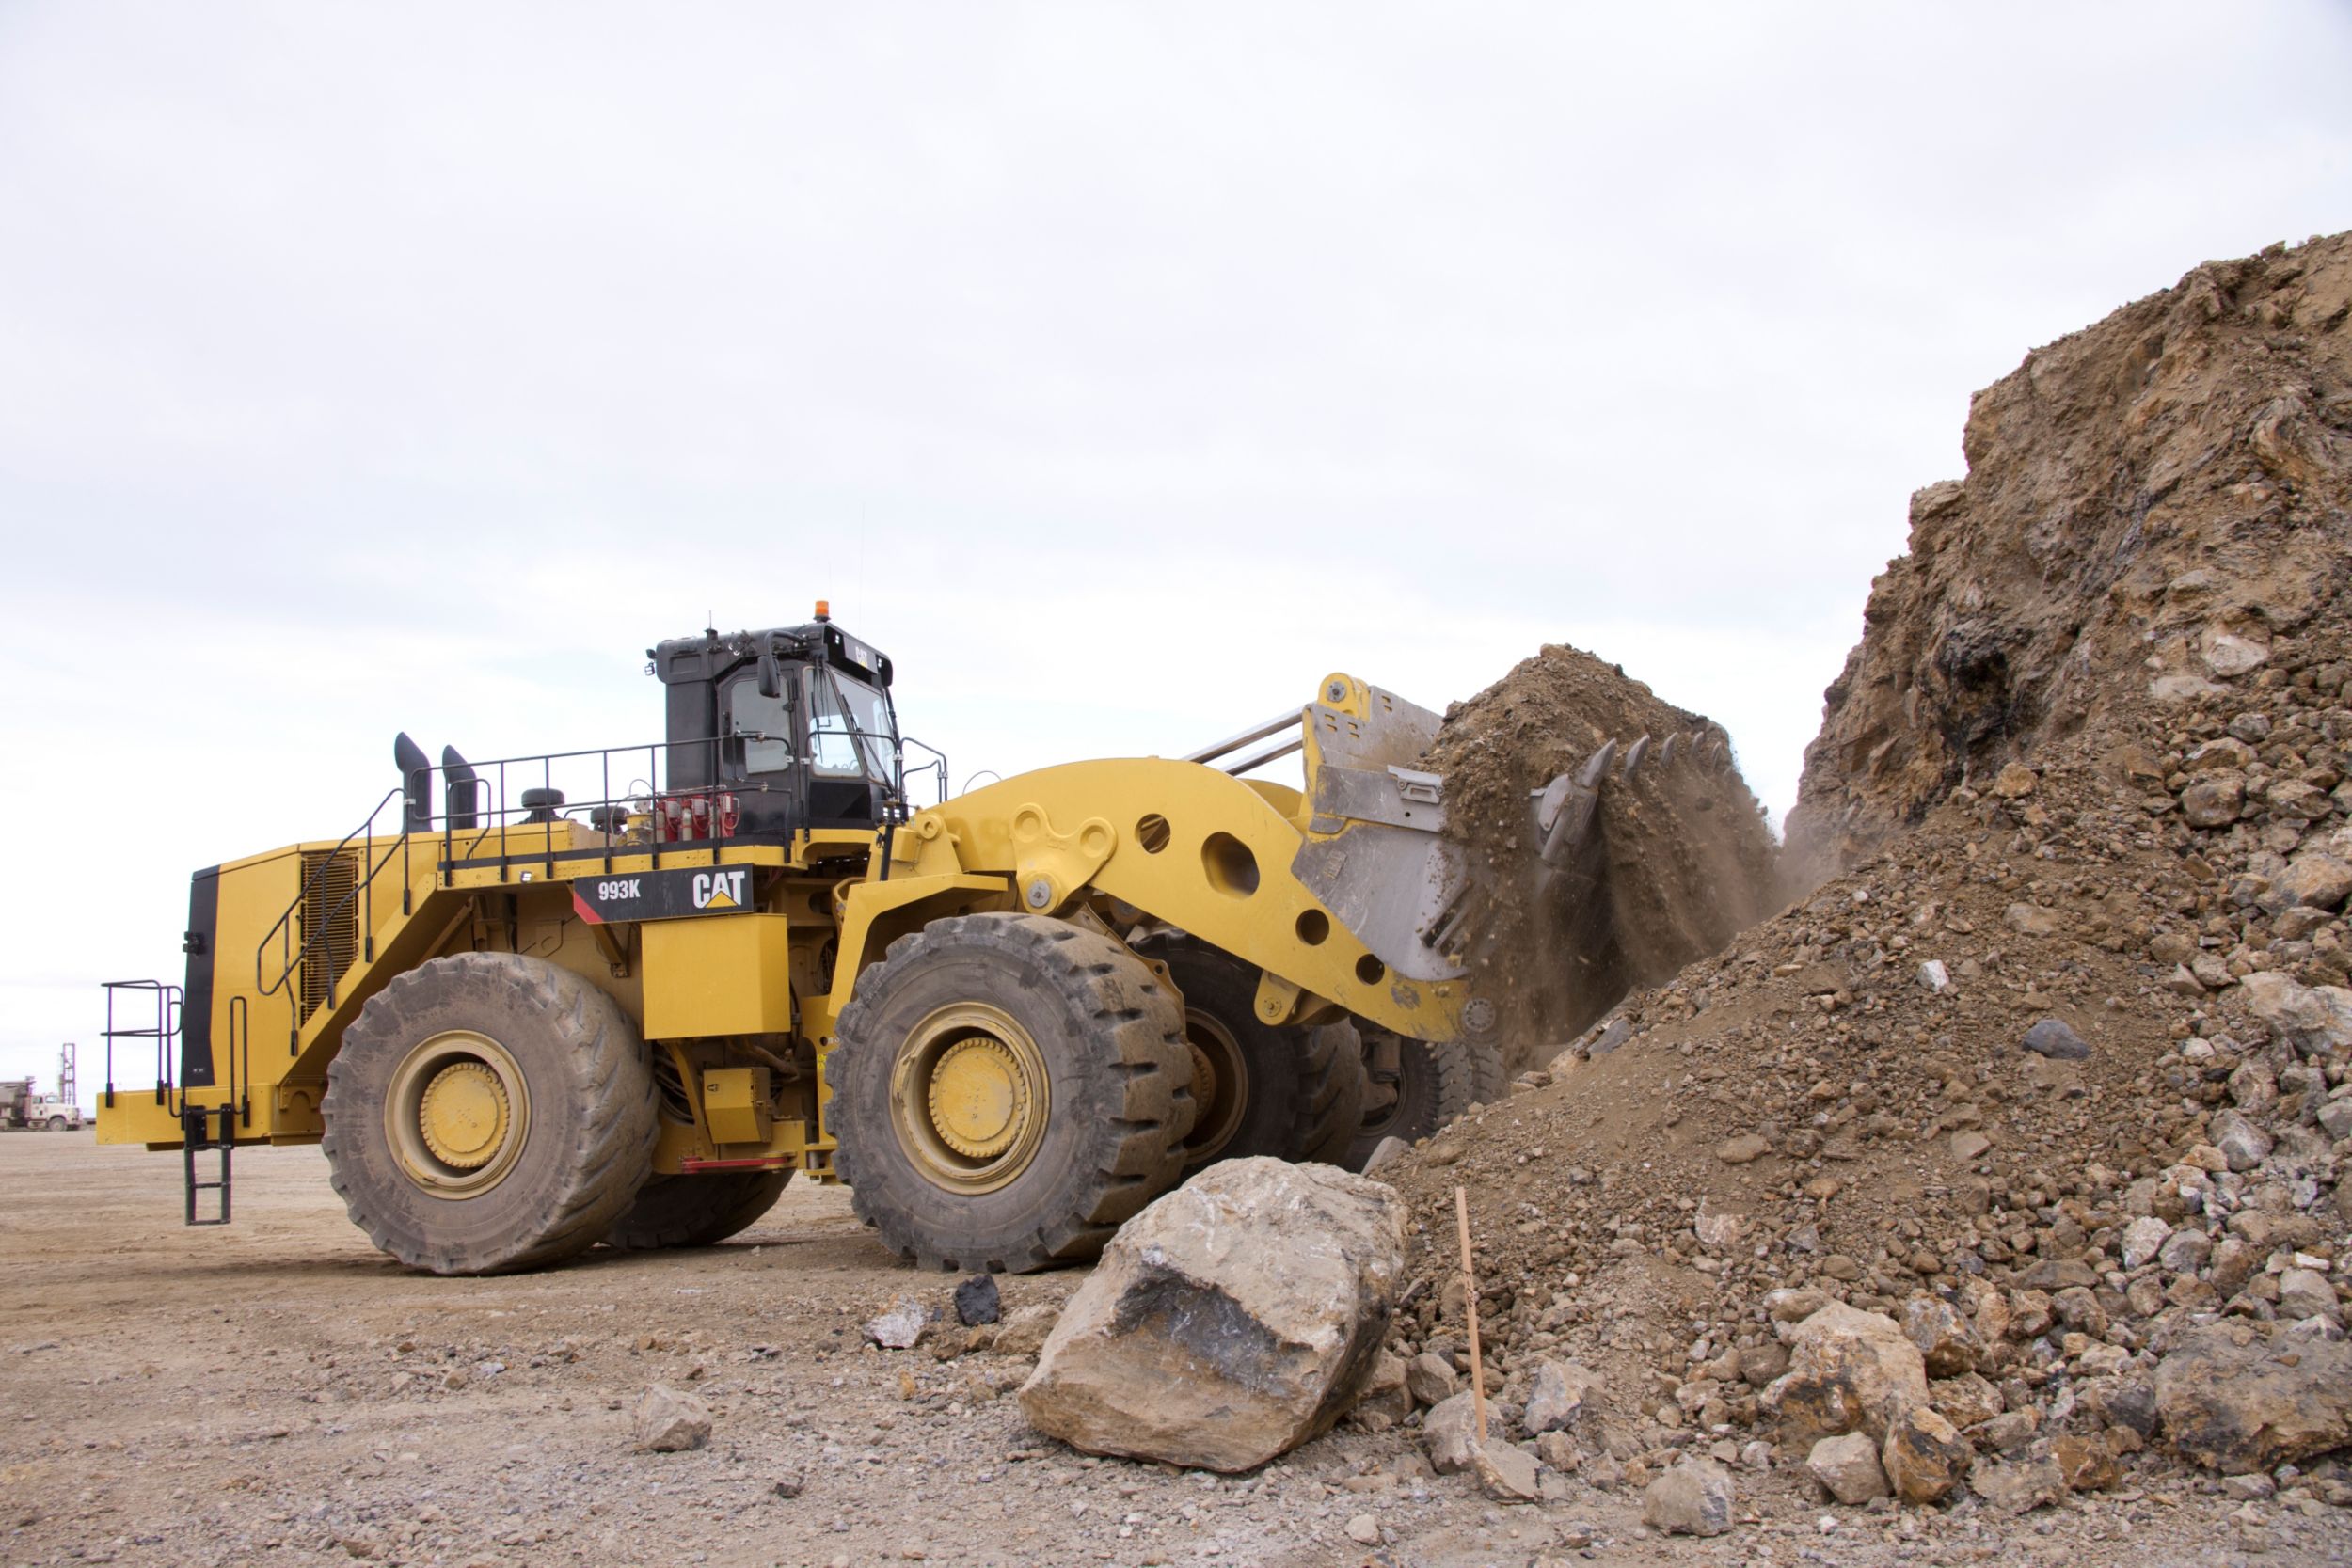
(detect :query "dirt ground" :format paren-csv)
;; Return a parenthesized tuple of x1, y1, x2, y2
(2, 1137, 2340, 1568)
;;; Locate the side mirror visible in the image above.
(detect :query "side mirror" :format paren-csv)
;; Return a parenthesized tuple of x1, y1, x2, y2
(756, 641, 783, 700)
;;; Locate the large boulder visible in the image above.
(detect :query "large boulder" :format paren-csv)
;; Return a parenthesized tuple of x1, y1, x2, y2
(2153, 1321, 2352, 1474)
(1762, 1303, 1930, 1446)
(1016, 1158, 1407, 1472)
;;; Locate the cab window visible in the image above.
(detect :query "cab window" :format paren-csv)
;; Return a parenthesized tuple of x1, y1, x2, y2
(725, 676, 796, 774)
(807, 670, 890, 778)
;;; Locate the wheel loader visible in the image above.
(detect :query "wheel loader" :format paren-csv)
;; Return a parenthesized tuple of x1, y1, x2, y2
(97, 607, 1732, 1274)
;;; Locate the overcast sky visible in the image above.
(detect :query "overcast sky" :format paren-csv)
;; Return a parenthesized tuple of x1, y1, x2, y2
(4, 3, 2349, 1101)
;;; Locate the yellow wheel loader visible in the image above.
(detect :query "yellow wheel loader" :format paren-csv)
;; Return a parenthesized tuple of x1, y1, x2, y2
(98, 610, 1728, 1274)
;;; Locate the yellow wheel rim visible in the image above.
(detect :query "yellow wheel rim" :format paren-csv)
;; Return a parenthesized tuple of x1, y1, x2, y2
(384, 1031, 532, 1199)
(418, 1061, 510, 1169)
(888, 1004, 1049, 1194)
(1179, 1010, 1248, 1164)
(928, 1037, 1027, 1160)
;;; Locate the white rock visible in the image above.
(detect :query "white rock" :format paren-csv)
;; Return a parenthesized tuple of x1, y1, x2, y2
(1917, 959, 1951, 992)
(2280, 1269, 2342, 1325)
(1521, 1359, 1604, 1436)
(2153, 673, 2229, 703)
(1695, 1205, 1745, 1253)
(864, 1297, 930, 1350)
(2121, 1215, 2173, 1271)
(2202, 632, 2271, 677)
(2209, 1111, 2273, 1173)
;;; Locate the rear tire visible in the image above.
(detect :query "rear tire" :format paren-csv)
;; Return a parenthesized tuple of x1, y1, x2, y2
(603, 1169, 792, 1250)
(832, 913, 1192, 1274)
(1343, 1026, 1506, 1168)
(323, 952, 659, 1275)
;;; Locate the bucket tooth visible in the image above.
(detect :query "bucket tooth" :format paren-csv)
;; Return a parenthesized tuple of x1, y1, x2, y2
(1622, 734, 1652, 775)
(1533, 770, 1574, 837)
(1536, 738, 1617, 869)
(1659, 733, 1680, 767)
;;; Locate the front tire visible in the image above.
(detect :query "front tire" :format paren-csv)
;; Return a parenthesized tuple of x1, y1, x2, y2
(323, 952, 659, 1275)
(44, 1117, 66, 1132)
(832, 913, 1192, 1274)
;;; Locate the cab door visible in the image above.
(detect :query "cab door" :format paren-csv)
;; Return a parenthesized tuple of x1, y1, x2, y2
(717, 670, 806, 837)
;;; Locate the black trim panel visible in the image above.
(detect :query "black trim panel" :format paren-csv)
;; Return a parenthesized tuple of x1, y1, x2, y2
(182, 867, 221, 1088)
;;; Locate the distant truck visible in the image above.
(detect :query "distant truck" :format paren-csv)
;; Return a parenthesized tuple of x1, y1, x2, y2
(1, 1078, 80, 1131)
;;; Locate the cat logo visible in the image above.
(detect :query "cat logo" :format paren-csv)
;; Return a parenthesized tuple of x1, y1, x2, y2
(572, 864, 754, 924)
(692, 868, 749, 911)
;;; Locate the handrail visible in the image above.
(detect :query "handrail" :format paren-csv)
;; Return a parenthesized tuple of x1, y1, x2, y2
(100, 979, 182, 1114)
(255, 784, 404, 1004)
(1185, 709, 1303, 767)
(250, 731, 819, 1046)
(899, 736, 950, 808)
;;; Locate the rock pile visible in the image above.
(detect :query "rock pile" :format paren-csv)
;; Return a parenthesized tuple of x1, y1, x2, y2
(1362, 230, 2352, 1522)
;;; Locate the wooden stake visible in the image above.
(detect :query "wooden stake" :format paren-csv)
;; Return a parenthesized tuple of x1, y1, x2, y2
(1454, 1184, 1486, 1446)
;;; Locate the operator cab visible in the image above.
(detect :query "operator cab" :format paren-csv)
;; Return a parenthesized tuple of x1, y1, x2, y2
(649, 609, 903, 838)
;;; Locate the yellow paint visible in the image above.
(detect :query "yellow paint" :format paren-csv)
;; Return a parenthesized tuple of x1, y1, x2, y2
(700, 1065, 771, 1146)
(417, 1061, 508, 1169)
(875, 756, 1465, 1044)
(926, 1036, 1024, 1158)
(641, 914, 793, 1039)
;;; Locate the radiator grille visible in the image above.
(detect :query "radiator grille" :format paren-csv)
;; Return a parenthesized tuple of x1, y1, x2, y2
(298, 849, 361, 1017)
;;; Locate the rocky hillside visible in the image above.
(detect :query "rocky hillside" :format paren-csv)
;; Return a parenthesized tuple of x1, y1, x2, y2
(1366, 230, 2352, 1545)
(1788, 234, 2352, 880)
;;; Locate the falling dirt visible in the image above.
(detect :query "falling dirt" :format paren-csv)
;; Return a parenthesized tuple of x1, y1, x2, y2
(1418, 643, 1782, 1069)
